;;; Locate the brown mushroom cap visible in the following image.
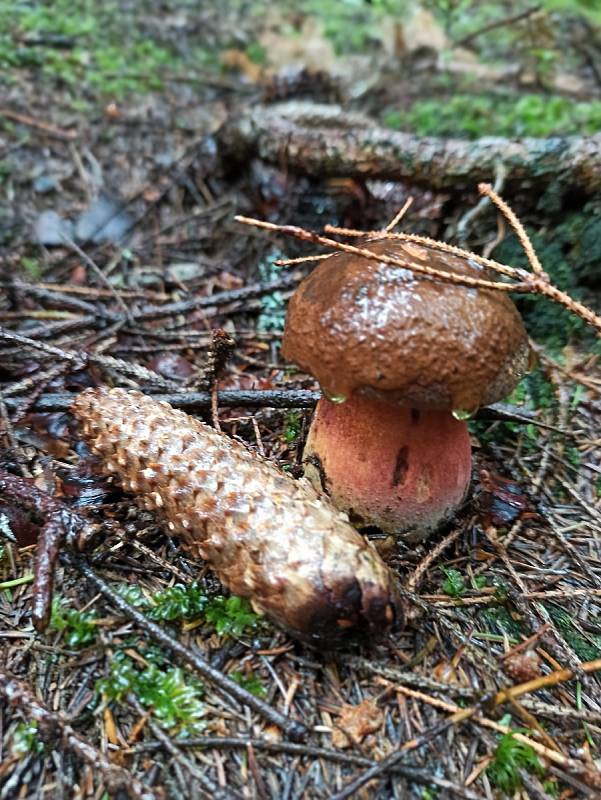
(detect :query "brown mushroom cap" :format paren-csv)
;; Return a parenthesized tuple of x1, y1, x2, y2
(282, 238, 530, 412)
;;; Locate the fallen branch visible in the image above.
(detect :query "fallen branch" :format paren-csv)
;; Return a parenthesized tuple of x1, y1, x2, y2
(0, 388, 565, 430)
(220, 102, 601, 190)
(0, 108, 78, 140)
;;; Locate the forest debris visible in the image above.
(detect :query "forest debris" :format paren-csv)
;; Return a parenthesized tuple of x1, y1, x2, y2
(0, 669, 158, 800)
(332, 699, 384, 749)
(67, 551, 308, 742)
(503, 650, 543, 684)
(236, 183, 601, 333)
(220, 102, 601, 190)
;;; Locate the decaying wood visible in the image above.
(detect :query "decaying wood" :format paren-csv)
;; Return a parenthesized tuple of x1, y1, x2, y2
(219, 102, 601, 190)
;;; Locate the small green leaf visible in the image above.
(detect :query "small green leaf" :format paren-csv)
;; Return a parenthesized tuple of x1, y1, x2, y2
(97, 650, 205, 735)
(230, 670, 267, 697)
(50, 598, 97, 647)
(440, 568, 466, 598)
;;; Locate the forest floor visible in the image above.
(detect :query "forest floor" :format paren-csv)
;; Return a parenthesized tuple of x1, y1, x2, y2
(1, 2, 601, 799)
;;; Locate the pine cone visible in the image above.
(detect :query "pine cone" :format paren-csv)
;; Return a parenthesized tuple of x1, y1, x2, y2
(71, 388, 402, 644)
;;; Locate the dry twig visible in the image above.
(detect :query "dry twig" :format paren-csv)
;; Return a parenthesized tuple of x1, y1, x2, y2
(236, 183, 601, 334)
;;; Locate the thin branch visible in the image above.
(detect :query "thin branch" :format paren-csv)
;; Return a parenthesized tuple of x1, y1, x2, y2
(274, 253, 332, 267)
(64, 552, 307, 742)
(323, 224, 524, 280)
(237, 182, 601, 334)
(478, 182, 544, 274)
(455, 4, 542, 48)
(0, 389, 566, 431)
(456, 162, 506, 244)
(235, 216, 524, 293)
(384, 196, 413, 232)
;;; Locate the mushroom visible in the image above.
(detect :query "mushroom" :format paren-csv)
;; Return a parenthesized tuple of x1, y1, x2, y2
(282, 237, 530, 541)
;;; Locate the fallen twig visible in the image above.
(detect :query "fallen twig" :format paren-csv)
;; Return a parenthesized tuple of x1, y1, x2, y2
(64, 552, 307, 742)
(0, 387, 567, 431)
(0, 108, 78, 140)
(127, 694, 242, 800)
(236, 183, 601, 334)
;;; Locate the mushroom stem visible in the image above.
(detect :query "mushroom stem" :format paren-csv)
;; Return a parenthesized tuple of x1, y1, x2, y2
(303, 395, 472, 542)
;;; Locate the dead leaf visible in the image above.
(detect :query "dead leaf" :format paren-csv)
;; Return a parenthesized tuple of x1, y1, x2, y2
(332, 698, 383, 748)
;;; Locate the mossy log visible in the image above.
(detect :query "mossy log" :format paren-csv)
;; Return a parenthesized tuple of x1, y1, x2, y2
(219, 102, 601, 191)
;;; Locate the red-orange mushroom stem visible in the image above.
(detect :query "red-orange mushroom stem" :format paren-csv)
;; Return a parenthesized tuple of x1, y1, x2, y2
(304, 395, 472, 541)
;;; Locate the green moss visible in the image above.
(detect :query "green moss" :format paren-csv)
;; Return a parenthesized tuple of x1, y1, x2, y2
(117, 582, 210, 621)
(493, 212, 601, 351)
(0, 0, 192, 99)
(115, 582, 260, 636)
(204, 595, 260, 637)
(383, 94, 601, 139)
(299, 0, 409, 54)
(469, 364, 557, 450)
(50, 597, 97, 648)
(487, 730, 544, 794)
(11, 721, 44, 757)
(544, 604, 601, 662)
(283, 411, 302, 443)
(479, 606, 524, 640)
(230, 670, 267, 697)
(440, 567, 466, 597)
(97, 649, 206, 735)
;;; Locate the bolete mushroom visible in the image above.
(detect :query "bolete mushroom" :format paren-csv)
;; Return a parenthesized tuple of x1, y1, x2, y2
(282, 237, 530, 541)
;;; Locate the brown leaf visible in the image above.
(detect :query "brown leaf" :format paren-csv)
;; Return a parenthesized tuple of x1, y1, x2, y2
(332, 699, 384, 748)
(503, 650, 542, 684)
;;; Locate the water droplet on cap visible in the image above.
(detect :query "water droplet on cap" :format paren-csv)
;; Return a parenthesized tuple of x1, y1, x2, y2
(322, 388, 347, 404)
(452, 407, 478, 421)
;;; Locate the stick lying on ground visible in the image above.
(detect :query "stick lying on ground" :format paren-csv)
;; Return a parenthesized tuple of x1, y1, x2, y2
(220, 102, 601, 191)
